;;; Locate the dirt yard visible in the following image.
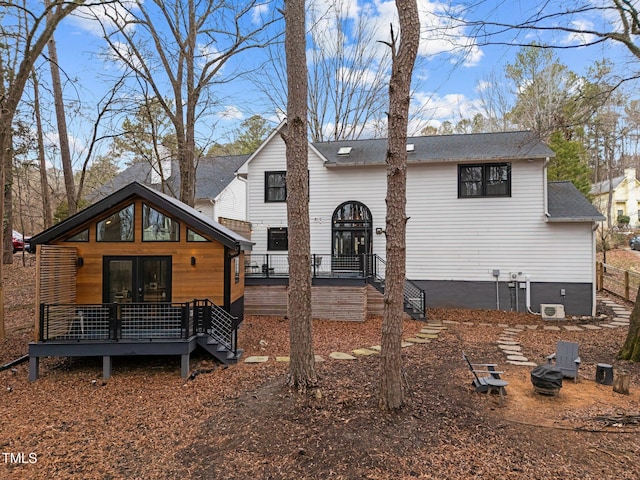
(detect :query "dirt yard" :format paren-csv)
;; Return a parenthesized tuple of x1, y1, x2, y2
(1, 256, 640, 479)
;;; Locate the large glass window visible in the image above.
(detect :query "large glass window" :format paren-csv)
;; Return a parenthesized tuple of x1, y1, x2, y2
(187, 229, 209, 242)
(97, 204, 134, 242)
(142, 204, 179, 241)
(66, 229, 89, 242)
(267, 227, 288, 250)
(458, 163, 511, 198)
(265, 171, 286, 202)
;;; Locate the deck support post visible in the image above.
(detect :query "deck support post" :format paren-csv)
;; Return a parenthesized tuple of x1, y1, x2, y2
(181, 354, 190, 378)
(103, 356, 112, 380)
(29, 356, 39, 381)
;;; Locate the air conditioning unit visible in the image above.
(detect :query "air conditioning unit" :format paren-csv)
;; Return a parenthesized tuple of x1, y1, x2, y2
(540, 304, 565, 320)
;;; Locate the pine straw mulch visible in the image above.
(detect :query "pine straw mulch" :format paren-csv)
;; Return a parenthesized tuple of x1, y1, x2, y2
(2, 260, 640, 479)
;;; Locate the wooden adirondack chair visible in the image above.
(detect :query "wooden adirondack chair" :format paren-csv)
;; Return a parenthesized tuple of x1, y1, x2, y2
(462, 352, 509, 403)
(547, 340, 581, 382)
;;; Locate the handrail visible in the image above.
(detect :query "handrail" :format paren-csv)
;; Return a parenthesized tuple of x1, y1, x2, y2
(193, 299, 238, 354)
(244, 252, 426, 319)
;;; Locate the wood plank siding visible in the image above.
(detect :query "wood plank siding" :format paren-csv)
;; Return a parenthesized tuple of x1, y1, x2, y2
(51, 199, 244, 306)
(35, 245, 78, 340)
(245, 284, 393, 321)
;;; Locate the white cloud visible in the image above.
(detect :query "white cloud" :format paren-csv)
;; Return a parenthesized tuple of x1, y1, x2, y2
(217, 106, 244, 120)
(412, 91, 481, 124)
(562, 19, 597, 45)
(70, 1, 140, 37)
(252, 3, 270, 24)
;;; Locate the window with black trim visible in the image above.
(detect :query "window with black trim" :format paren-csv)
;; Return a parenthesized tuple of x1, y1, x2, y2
(187, 229, 209, 242)
(66, 229, 89, 242)
(265, 171, 286, 202)
(97, 204, 134, 241)
(458, 163, 511, 198)
(267, 227, 288, 250)
(142, 204, 179, 241)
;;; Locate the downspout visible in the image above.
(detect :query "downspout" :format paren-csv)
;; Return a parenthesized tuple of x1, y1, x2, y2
(543, 157, 550, 219)
(525, 275, 540, 315)
(591, 222, 599, 316)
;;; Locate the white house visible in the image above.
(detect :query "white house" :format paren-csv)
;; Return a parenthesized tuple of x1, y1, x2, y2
(238, 124, 604, 317)
(93, 155, 249, 223)
(590, 168, 640, 227)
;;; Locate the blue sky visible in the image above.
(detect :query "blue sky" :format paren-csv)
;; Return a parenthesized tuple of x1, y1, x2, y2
(24, 0, 640, 162)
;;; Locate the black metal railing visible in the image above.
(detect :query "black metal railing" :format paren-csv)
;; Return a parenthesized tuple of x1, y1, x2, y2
(192, 299, 238, 354)
(40, 302, 192, 342)
(404, 279, 426, 319)
(244, 253, 426, 319)
(245, 253, 375, 278)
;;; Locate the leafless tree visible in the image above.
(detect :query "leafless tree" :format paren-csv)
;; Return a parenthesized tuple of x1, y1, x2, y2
(256, 0, 392, 141)
(379, 0, 420, 412)
(283, 0, 316, 392)
(31, 69, 53, 229)
(94, 0, 277, 206)
(45, 0, 76, 216)
(0, 0, 100, 340)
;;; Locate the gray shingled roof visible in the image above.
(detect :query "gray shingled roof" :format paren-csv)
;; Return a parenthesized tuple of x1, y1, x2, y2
(589, 174, 625, 195)
(547, 181, 605, 222)
(90, 155, 249, 201)
(31, 182, 252, 250)
(312, 131, 554, 166)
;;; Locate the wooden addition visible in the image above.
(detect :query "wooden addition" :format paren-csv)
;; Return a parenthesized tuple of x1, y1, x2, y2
(28, 182, 253, 380)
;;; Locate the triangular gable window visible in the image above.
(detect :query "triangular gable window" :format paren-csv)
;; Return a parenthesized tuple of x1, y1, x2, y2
(97, 204, 134, 242)
(143, 204, 180, 241)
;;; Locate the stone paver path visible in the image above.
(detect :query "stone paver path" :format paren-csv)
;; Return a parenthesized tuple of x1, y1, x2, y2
(243, 294, 632, 368)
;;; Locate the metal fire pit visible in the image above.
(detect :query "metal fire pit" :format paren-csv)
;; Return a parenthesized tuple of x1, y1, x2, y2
(531, 364, 563, 396)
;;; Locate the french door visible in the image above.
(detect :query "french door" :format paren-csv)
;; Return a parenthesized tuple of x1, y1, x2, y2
(103, 256, 172, 303)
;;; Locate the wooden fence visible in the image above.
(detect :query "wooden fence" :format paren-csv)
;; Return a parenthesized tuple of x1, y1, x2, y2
(596, 262, 640, 303)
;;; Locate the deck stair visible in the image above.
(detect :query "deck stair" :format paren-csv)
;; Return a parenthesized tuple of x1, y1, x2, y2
(368, 256, 426, 321)
(193, 299, 242, 364)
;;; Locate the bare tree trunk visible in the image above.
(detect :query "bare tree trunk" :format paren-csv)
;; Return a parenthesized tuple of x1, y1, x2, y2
(619, 284, 640, 361)
(46, 0, 76, 216)
(32, 70, 53, 229)
(284, 0, 316, 391)
(0, 127, 6, 341)
(3, 148, 14, 265)
(0, 0, 85, 341)
(379, 0, 420, 412)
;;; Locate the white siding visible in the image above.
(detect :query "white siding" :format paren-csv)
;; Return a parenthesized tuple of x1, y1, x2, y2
(405, 161, 595, 283)
(194, 199, 214, 220)
(246, 134, 596, 285)
(214, 177, 246, 221)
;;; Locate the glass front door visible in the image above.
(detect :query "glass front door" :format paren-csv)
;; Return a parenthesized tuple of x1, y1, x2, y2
(104, 256, 172, 303)
(332, 201, 372, 272)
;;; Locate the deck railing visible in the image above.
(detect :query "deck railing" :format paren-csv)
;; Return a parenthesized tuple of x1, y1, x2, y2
(246, 253, 426, 319)
(39, 302, 192, 342)
(246, 253, 376, 278)
(193, 299, 238, 354)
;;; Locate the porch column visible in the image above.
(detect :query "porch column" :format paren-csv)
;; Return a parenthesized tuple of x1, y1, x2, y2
(181, 354, 190, 378)
(29, 356, 39, 381)
(103, 356, 112, 380)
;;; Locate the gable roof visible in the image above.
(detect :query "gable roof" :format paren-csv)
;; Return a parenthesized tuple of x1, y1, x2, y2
(547, 181, 605, 222)
(589, 174, 626, 196)
(312, 131, 554, 166)
(90, 155, 249, 202)
(30, 182, 253, 250)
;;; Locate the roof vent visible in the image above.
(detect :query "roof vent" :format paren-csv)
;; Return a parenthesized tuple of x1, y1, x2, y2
(337, 146, 352, 156)
(406, 143, 415, 152)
